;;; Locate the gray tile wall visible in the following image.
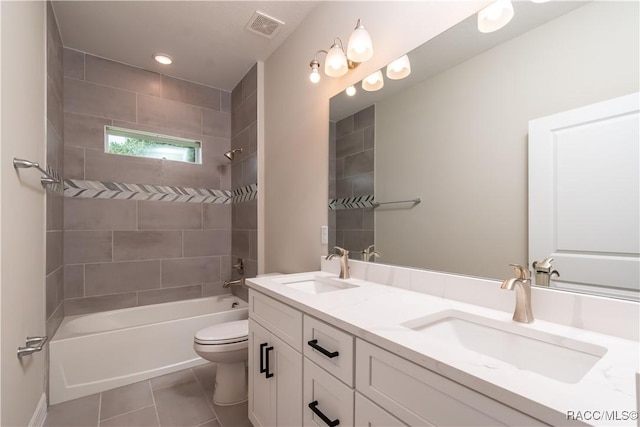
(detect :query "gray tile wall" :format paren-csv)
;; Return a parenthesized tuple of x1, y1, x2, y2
(63, 49, 233, 314)
(46, 2, 64, 337)
(331, 105, 375, 259)
(231, 65, 258, 301)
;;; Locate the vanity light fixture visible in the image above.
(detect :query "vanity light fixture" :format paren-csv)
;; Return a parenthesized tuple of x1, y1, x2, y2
(347, 19, 374, 62)
(325, 39, 349, 77)
(386, 55, 411, 80)
(153, 53, 173, 65)
(345, 85, 356, 96)
(362, 70, 384, 92)
(309, 59, 321, 83)
(308, 19, 373, 84)
(477, 0, 514, 33)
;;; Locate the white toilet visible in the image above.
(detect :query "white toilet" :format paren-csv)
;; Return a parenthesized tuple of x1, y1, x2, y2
(193, 319, 249, 406)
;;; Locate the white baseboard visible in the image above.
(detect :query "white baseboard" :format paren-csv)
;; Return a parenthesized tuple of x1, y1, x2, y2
(29, 393, 47, 427)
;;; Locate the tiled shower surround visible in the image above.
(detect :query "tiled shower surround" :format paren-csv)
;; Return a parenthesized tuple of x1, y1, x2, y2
(329, 105, 375, 258)
(62, 48, 256, 315)
(230, 65, 258, 301)
(46, 2, 65, 337)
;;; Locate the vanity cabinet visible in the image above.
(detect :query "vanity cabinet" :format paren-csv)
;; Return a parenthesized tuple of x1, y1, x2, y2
(248, 292, 303, 427)
(248, 289, 548, 427)
(355, 339, 547, 426)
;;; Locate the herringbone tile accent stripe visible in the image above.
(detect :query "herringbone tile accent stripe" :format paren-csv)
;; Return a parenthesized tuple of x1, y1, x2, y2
(329, 195, 375, 210)
(64, 179, 261, 205)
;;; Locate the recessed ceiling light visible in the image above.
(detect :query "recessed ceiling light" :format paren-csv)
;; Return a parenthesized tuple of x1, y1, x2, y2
(153, 53, 173, 65)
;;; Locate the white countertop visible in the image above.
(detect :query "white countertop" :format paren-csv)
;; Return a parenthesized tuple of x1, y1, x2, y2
(247, 272, 640, 427)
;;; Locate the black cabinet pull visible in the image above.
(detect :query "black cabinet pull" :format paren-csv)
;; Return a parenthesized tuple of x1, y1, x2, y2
(307, 339, 339, 358)
(265, 346, 274, 378)
(308, 400, 339, 427)
(259, 343, 268, 373)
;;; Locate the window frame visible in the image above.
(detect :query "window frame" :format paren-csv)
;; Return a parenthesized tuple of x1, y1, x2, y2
(104, 125, 203, 164)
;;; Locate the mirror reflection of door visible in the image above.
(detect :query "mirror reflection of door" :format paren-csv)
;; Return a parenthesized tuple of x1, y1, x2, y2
(529, 93, 640, 300)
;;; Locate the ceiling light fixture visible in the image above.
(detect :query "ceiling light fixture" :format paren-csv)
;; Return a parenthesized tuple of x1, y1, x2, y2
(345, 85, 356, 96)
(362, 70, 384, 92)
(386, 55, 411, 80)
(477, 0, 514, 33)
(153, 53, 173, 65)
(308, 19, 373, 84)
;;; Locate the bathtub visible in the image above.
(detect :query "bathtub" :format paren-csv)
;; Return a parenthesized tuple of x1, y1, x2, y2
(49, 294, 247, 404)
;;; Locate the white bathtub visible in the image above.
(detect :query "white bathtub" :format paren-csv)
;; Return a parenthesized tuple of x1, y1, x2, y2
(49, 295, 248, 404)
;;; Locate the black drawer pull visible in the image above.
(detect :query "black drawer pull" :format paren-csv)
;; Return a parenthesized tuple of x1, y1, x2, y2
(265, 346, 274, 378)
(307, 339, 339, 358)
(308, 400, 339, 427)
(259, 343, 268, 373)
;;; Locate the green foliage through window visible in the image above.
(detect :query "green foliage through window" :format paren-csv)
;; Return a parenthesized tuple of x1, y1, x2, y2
(105, 126, 201, 164)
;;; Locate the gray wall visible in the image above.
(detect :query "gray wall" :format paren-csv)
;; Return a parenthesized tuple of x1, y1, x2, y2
(46, 1, 64, 337)
(231, 65, 258, 300)
(62, 49, 235, 315)
(330, 105, 375, 258)
(375, 1, 640, 279)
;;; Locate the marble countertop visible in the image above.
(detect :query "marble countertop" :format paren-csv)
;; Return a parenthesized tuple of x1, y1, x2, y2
(247, 272, 640, 427)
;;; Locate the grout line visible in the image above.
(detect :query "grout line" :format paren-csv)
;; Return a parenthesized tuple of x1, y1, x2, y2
(82, 263, 86, 297)
(191, 366, 220, 421)
(196, 418, 219, 427)
(99, 403, 156, 423)
(148, 380, 162, 427)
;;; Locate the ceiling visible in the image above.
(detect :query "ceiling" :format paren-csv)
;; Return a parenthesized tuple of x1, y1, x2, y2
(52, 1, 319, 91)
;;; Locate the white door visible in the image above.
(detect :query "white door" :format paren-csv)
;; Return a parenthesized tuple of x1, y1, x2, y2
(1, 1, 48, 425)
(529, 92, 640, 300)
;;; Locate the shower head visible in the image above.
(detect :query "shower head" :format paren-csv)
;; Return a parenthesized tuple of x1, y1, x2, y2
(224, 148, 243, 161)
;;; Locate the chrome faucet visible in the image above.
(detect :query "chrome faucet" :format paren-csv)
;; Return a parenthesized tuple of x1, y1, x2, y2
(326, 246, 350, 279)
(223, 278, 245, 288)
(361, 245, 381, 262)
(501, 264, 534, 324)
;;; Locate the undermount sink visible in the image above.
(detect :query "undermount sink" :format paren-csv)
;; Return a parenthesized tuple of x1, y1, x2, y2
(402, 310, 607, 384)
(275, 276, 357, 294)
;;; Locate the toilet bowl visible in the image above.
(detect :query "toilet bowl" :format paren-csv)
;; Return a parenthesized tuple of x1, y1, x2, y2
(194, 319, 248, 406)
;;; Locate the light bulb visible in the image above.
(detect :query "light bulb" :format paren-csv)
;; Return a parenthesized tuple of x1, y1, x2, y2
(477, 0, 514, 33)
(386, 55, 411, 80)
(325, 43, 348, 77)
(346, 85, 356, 96)
(362, 70, 384, 92)
(347, 20, 373, 63)
(309, 67, 320, 83)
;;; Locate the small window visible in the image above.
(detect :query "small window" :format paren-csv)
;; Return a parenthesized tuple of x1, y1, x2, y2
(105, 126, 202, 164)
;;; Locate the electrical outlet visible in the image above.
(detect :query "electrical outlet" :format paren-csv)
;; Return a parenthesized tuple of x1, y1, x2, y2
(321, 226, 328, 244)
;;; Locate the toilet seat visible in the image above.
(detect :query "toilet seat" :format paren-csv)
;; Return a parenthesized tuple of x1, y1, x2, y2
(195, 319, 248, 345)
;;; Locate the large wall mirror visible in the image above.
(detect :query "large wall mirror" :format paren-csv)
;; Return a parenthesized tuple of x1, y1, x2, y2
(328, 1, 639, 301)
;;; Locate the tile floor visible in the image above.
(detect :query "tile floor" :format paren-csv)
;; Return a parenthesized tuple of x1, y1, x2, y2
(45, 363, 252, 427)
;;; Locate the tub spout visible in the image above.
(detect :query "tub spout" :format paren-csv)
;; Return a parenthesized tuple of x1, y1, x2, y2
(223, 278, 244, 288)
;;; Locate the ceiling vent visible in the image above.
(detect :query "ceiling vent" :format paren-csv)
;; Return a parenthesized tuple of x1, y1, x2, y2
(245, 11, 284, 39)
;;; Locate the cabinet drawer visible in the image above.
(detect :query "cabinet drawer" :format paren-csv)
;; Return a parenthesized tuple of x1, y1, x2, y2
(356, 339, 547, 427)
(355, 392, 408, 427)
(303, 358, 354, 427)
(249, 290, 302, 351)
(303, 315, 354, 387)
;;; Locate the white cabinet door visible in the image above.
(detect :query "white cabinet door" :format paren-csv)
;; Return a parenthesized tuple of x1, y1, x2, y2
(529, 92, 639, 299)
(249, 320, 276, 427)
(355, 392, 408, 427)
(303, 358, 354, 427)
(249, 317, 303, 427)
(273, 334, 303, 426)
